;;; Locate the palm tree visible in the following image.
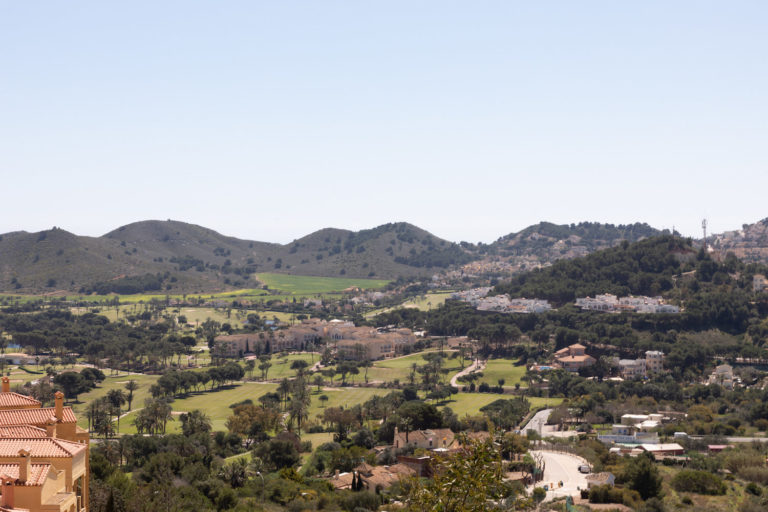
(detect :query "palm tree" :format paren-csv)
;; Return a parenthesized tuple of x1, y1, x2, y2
(277, 378, 291, 411)
(124, 380, 139, 411)
(106, 389, 127, 433)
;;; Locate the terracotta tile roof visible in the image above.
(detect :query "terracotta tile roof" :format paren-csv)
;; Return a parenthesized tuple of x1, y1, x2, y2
(0, 463, 51, 485)
(0, 393, 41, 409)
(329, 472, 354, 490)
(0, 407, 76, 426)
(0, 438, 85, 458)
(394, 428, 455, 449)
(0, 425, 48, 438)
(361, 464, 415, 489)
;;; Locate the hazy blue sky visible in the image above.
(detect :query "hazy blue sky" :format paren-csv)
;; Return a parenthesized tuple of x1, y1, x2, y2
(2, 1, 766, 244)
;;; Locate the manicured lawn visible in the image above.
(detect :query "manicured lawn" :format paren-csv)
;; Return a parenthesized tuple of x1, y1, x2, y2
(255, 273, 389, 295)
(262, 353, 318, 380)
(72, 373, 160, 430)
(366, 350, 460, 383)
(308, 387, 390, 420)
(437, 392, 563, 417)
(366, 292, 453, 318)
(119, 382, 280, 434)
(476, 359, 527, 388)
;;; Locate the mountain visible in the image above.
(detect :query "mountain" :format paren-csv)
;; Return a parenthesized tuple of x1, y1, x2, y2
(0, 220, 476, 293)
(709, 218, 768, 263)
(490, 221, 664, 259)
(460, 222, 666, 275)
(493, 235, 696, 305)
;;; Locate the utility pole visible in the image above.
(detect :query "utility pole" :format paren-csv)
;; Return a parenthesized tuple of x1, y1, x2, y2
(702, 219, 708, 251)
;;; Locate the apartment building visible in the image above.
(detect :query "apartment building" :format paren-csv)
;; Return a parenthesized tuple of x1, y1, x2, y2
(0, 378, 89, 512)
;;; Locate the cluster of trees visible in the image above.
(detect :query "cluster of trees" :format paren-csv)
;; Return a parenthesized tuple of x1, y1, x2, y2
(53, 367, 105, 400)
(149, 363, 245, 398)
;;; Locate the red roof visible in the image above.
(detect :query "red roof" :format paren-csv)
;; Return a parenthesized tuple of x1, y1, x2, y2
(0, 463, 51, 485)
(0, 426, 48, 438)
(0, 393, 41, 409)
(0, 407, 76, 426)
(0, 438, 85, 458)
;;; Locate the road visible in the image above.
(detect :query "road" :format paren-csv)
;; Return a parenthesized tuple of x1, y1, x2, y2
(521, 408, 551, 436)
(449, 359, 486, 387)
(530, 450, 588, 501)
(690, 435, 768, 443)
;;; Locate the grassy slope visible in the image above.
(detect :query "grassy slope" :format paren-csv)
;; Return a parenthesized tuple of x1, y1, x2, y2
(255, 273, 389, 294)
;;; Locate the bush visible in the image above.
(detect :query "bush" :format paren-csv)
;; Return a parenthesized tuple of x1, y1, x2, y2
(671, 470, 727, 495)
(588, 484, 639, 506)
(746, 482, 762, 496)
(738, 466, 768, 485)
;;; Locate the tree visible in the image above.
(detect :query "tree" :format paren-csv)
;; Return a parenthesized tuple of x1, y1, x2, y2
(53, 372, 88, 401)
(624, 453, 663, 500)
(405, 433, 516, 511)
(313, 374, 324, 392)
(290, 359, 309, 378)
(125, 380, 139, 411)
(180, 409, 212, 436)
(258, 360, 272, 381)
(106, 389, 127, 433)
(244, 359, 256, 380)
(319, 394, 329, 408)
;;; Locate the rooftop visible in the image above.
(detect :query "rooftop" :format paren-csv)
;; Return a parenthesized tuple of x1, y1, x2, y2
(0, 463, 51, 486)
(0, 407, 76, 426)
(0, 438, 86, 458)
(0, 393, 41, 409)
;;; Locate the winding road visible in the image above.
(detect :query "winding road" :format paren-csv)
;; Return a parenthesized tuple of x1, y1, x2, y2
(530, 450, 589, 501)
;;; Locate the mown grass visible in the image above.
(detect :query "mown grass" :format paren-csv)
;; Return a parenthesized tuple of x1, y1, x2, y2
(255, 273, 389, 295)
(476, 359, 528, 388)
(366, 350, 460, 383)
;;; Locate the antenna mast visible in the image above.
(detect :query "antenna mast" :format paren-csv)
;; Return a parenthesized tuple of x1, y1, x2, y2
(702, 219, 708, 250)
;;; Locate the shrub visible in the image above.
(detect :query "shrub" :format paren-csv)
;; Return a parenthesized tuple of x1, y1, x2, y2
(746, 482, 762, 496)
(739, 466, 768, 485)
(671, 470, 727, 495)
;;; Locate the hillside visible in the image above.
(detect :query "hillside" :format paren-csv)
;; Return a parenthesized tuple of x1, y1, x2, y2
(0, 221, 476, 293)
(709, 217, 768, 263)
(493, 235, 696, 305)
(491, 221, 663, 260)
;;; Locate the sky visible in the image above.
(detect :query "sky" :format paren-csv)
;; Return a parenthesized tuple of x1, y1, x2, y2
(1, 1, 766, 244)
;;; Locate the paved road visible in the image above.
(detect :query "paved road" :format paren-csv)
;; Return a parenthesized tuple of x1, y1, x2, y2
(530, 450, 588, 501)
(690, 435, 768, 443)
(449, 359, 486, 387)
(521, 408, 551, 436)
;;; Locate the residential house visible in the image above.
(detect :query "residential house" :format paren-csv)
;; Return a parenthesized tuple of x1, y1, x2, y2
(645, 351, 664, 374)
(708, 364, 734, 389)
(585, 472, 615, 489)
(393, 428, 455, 451)
(554, 344, 595, 371)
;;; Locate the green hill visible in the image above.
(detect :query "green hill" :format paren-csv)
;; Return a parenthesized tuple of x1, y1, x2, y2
(493, 235, 696, 305)
(489, 221, 664, 260)
(0, 220, 477, 293)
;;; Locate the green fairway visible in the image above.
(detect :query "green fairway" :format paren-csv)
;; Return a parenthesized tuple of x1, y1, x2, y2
(476, 359, 527, 388)
(438, 392, 563, 417)
(366, 350, 460, 383)
(72, 373, 160, 430)
(119, 382, 280, 434)
(308, 387, 390, 420)
(261, 353, 318, 380)
(255, 273, 389, 295)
